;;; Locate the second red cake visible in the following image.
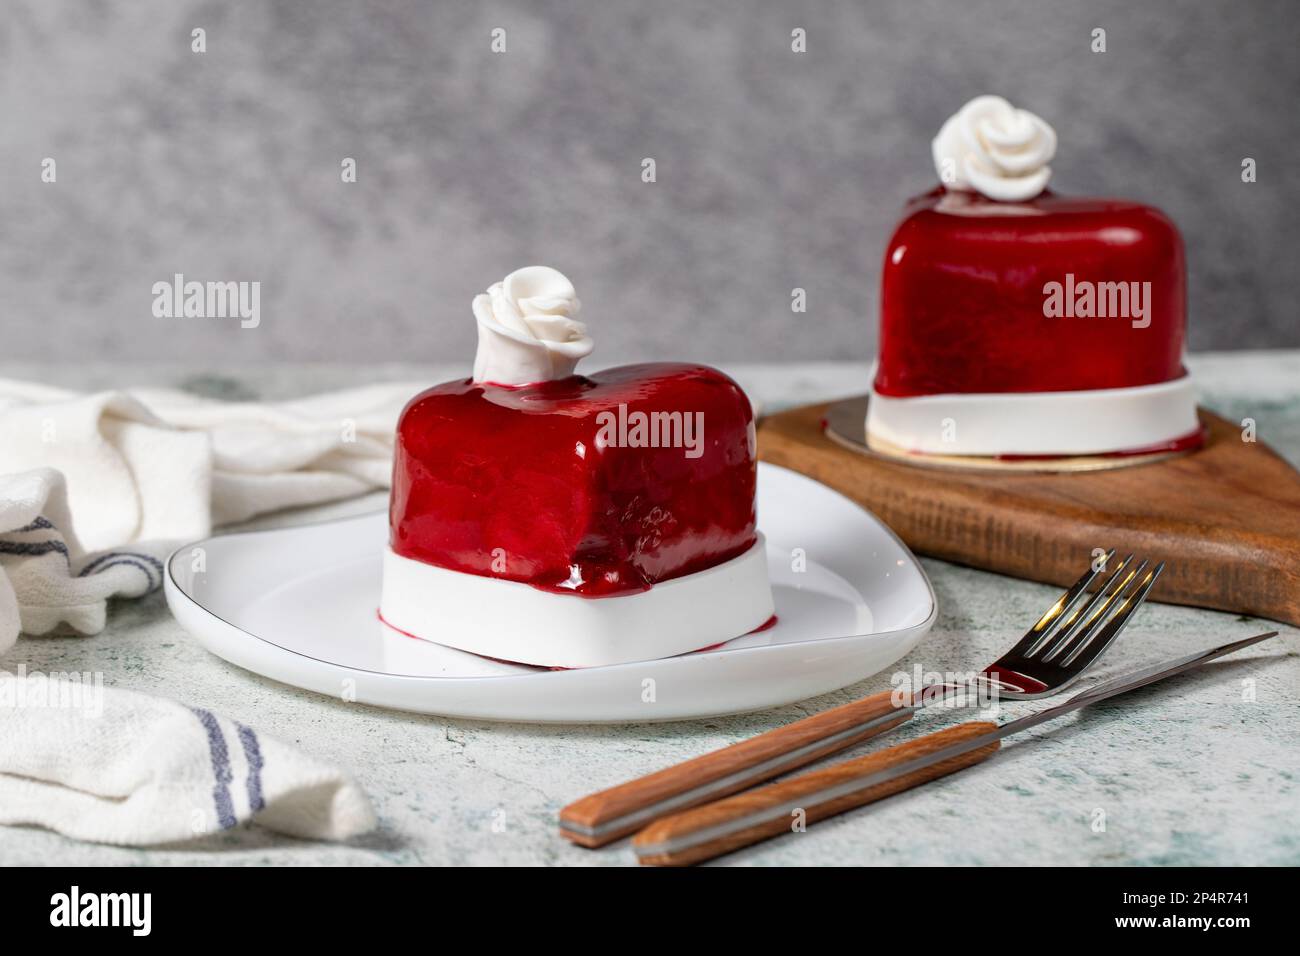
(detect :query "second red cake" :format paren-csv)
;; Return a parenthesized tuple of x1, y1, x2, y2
(867, 95, 1201, 460)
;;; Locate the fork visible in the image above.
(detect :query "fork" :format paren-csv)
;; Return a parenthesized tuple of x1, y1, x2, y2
(970, 549, 1162, 699)
(559, 550, 1163, 847)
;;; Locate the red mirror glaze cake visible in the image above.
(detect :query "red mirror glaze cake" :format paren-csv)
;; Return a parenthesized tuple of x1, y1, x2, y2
(380, 267, 773, 668)
(390, 363, 759, 596)
(867, 96, 1201, 460)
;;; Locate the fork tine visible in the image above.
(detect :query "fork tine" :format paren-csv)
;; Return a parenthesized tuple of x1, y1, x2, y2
(1041, 557, 1145, 662)
(1058, 561, 1165, 669)
(1033, 553, 1134, 660)
(1012, 549, 1115, 660)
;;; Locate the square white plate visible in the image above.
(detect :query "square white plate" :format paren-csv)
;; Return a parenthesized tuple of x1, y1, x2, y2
(164, 463, 935, 722)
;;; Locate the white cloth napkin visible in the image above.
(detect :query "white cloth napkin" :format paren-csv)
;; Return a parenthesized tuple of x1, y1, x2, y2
(0, 377, 423, 646)
(0, 378, 421, 551)
(0, 668, 375, 845)
(0, 470, 377, 844)
(0, 468, 171, 652)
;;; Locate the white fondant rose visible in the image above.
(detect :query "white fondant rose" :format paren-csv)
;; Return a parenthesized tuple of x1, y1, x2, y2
(471, 266, 593, 385)
(932, 95, 1057, 202)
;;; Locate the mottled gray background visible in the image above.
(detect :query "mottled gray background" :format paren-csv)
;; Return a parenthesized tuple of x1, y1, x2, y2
(1, 0, 1297, 366)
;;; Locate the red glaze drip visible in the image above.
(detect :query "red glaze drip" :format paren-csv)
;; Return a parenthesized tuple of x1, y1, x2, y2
(980, 665, 1049, 697)
(692, 613, 781, 652)
(389, 363, 758, 597)
(875, 188, 1187, 398)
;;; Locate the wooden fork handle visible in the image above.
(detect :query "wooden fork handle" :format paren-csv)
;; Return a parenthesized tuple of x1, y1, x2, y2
(559, 688, 913, 847)
(633, 720, 1000, 866)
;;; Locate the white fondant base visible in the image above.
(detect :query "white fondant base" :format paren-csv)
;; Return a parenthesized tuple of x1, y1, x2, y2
(866, 374, 1199, 457)
(379, 536, 775, 668)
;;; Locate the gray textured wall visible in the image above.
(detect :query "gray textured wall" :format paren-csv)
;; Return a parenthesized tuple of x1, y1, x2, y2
(2, 0, 1297, 367)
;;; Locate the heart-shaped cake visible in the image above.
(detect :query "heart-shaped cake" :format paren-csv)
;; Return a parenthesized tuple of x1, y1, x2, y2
(867, 95, 1202, 460)
(391, 363, 759, 595)
(380, 267, 774, 667)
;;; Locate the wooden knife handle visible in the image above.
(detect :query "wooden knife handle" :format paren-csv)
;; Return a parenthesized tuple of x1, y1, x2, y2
(633, 720, 1000, 866)
(559, 688, 913, 847)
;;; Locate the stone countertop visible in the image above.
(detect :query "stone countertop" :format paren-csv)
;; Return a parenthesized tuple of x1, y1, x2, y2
(2, 353, 1298, 866)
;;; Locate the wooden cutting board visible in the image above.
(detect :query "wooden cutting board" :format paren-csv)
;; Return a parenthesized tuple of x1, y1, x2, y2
(757, 396, 1300, 628)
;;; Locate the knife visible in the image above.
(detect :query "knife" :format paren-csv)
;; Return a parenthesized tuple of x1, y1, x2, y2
(632, 631, 1278, 866)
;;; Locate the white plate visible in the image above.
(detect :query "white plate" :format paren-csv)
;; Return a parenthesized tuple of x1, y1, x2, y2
(164, 463, 936, 722)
